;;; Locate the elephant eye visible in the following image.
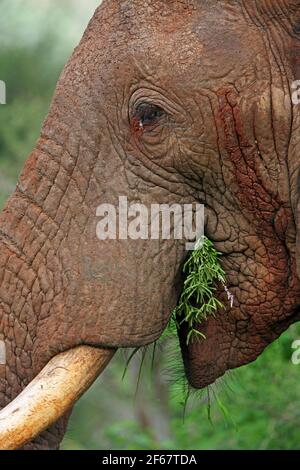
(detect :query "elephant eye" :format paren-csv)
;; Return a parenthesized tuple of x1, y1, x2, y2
(134, 103, 165, 129)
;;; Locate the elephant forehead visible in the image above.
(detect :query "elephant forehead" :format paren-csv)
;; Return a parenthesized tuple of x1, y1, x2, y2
(99, 3, 265, 92)
(62, 1, 269, 107)
(100, 2, 205, 75)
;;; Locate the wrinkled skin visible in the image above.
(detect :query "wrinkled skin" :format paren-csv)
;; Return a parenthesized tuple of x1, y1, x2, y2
(0, 0, 300, 449)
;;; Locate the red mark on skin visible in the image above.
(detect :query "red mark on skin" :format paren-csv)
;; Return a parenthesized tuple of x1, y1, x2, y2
(216, 87, 295, 277)
(131, 116, 144, 137)
(127, 115, 145, 151)
(216, 88, 280, 236)
(130, 115, 161, 135)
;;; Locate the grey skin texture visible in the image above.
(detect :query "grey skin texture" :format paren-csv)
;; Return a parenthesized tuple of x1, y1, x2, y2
(0, 0, 300, 449)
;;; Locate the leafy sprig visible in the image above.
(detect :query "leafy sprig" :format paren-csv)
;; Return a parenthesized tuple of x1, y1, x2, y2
(172, 236, 226, 345)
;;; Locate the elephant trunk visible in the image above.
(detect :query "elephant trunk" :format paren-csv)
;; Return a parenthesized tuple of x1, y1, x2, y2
(0, 346, 115, 450)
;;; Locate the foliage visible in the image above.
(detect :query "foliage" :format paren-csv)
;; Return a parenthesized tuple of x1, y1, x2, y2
(172, 236, 226, 344)
(0, 31, 64, 200)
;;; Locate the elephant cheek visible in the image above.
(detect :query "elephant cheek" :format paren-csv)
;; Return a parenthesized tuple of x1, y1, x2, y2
(295, 201, 300, 280)
(296, 236, 300, 280)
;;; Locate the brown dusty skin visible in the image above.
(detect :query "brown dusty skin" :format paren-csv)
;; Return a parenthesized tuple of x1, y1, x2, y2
(0, 346, 115, 450)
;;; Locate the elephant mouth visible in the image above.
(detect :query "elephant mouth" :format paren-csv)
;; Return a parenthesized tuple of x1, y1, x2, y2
(0, 346, 115, 450)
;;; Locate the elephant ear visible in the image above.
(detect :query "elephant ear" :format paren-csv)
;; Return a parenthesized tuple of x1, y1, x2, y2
(295, 186, 300, 280)
(266, 1, 300, 276)
(288, 7, 300, 278)
(289, 6, 300, 278)
(289, 3, 300, 77)
(292, 106, 300, 278)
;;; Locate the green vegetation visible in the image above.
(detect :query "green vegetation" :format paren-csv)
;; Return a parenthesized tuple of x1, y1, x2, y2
(173, 236, 226, 344)
(1, 0, 300, 451)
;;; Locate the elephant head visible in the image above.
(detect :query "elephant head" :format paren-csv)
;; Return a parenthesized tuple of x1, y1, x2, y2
(0, 0, 300, 449)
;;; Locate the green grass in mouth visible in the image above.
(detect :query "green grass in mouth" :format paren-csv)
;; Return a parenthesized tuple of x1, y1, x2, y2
(172, 235, 227, 345)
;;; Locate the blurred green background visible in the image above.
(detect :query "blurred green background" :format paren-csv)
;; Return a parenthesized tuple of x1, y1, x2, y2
(0, 0, 300, 451)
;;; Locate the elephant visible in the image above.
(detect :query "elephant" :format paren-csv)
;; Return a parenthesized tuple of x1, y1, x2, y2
(0, 0, 300, 450)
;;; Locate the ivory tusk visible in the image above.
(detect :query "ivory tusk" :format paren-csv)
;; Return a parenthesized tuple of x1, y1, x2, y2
(0, 345, 115, 450)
